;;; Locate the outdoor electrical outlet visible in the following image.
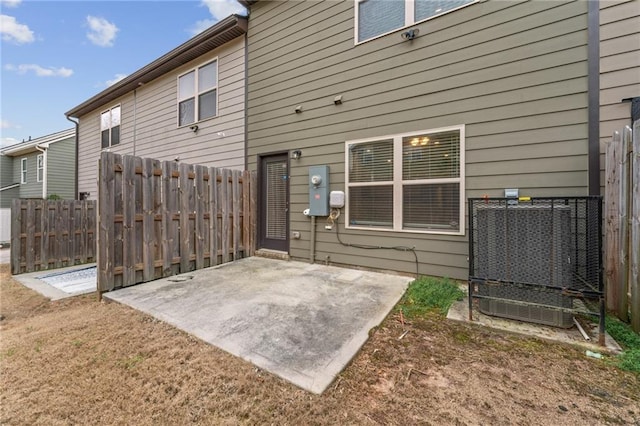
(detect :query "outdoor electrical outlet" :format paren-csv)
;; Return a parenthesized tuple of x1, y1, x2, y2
(292, 231, 301, 239)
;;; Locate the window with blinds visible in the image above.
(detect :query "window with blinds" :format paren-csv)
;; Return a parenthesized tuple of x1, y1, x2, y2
(356, 0, 476, 43)
(346, 126, 464, 234)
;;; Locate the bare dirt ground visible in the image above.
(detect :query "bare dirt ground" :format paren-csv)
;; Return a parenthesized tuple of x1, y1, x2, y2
(1, 263, 638, 425)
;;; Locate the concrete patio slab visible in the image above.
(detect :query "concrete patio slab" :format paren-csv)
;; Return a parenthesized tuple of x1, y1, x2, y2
(104, 257, 411, 394)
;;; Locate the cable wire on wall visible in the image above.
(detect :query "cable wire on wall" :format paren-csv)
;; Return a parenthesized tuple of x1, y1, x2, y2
(327, 209, 420, 278)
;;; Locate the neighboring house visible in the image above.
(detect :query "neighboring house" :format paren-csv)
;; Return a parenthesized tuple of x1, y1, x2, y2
(0, 128, 77, 242)
(65, 14, 248, 200)
(240, 0, 639, 280)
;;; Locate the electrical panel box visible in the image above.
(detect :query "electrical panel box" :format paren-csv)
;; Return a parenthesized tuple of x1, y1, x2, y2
(330, 191, 345, 208)
(309, 165, 329, 216)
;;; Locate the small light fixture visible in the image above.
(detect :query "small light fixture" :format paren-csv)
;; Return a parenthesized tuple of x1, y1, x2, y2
(291, 150, 302, 160)
(334, 95, 343, 105)
(400, 28, 419, 41)
(189, 125, 199, 133)
(295, 105, 303, 114)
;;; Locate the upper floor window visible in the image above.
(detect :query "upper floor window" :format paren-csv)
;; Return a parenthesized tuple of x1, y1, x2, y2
(101, 105, 121, 149)
(21, 158, 27, 184)
(178, 59, 218, 127)
(346, 125, 465, 235)
(356, 0, 477, 43)
(37, 154, 44, 182)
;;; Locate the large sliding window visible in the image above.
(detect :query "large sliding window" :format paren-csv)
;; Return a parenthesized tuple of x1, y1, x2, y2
(178, 59, 218, 127)
(346, 125, 465, 235)
(356, 0, 477, 43)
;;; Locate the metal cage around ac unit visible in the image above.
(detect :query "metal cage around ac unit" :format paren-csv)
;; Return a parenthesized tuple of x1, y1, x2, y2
(467, 197, 605, 342)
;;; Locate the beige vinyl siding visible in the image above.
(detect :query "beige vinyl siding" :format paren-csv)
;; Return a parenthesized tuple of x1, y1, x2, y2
(77, 36, 245, 199)
(46, 136, 76, 199)
(599, 0, 640, 192)
(247, 0, 590, 279)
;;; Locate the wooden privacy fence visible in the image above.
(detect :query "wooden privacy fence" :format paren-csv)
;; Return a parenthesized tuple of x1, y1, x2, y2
(98, 152, 257, 295)
(11, 199, 97, 274)
(604, 121, 640, 332)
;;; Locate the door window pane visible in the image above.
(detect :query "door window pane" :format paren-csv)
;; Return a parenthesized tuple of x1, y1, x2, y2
(266, 161, 287, 240)
(358, 0, 405, 42)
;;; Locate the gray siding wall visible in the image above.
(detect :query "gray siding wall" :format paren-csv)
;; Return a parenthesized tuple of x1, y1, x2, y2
(599, 0, 640, 180)
(246, 0, 590, 279)
(16, 153, 43, 199)
(77, 36, 246, 199)
(0, 154, 18, 209)
(47, 136, 76, 199)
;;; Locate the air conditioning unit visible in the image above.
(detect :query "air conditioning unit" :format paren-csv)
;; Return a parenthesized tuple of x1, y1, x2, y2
(474, 204, 574, 328)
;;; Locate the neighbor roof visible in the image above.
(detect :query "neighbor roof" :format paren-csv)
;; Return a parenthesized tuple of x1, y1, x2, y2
(1, 128, 75, 157)
(66, 14, 248, 119)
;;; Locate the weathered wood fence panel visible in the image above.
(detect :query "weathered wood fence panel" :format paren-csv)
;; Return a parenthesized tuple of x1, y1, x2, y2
(10, 199, 97, 274)
(97, 152, 257, 295)
(604, 123, 640, 332)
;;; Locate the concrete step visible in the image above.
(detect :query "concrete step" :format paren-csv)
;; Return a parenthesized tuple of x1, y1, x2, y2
(254, 249, 290, 261)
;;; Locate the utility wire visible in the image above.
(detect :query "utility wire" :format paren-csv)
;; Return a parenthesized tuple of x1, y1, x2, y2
(328, 209, 420, 278)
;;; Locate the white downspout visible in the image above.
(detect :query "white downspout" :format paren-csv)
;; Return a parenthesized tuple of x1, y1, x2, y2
(35, 144, 47, 199)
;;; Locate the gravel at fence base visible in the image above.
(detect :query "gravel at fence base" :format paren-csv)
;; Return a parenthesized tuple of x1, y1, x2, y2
(38, 266, 97, 294)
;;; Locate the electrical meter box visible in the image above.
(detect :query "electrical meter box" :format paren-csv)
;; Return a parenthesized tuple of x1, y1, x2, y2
(309, 165, 329, 216)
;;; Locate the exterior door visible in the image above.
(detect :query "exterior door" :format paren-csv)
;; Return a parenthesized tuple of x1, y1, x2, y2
(259, 153, 289, 251)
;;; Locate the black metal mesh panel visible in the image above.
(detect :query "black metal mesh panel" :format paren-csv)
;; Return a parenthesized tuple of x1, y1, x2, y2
(468, 197, 603, 328)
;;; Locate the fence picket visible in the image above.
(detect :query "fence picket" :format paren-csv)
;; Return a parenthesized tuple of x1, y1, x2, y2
(209, 167, 219, 266)
(195, 165, 206, 270)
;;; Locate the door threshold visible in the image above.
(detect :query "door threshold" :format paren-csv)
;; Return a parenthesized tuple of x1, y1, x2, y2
(255, 249, 290, 261)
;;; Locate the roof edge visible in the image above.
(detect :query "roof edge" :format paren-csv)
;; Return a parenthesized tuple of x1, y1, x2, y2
(1, 128, 75, 156)
(65, 14, 247, 118)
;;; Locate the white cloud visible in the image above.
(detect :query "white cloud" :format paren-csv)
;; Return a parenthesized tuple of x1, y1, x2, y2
(0, 137, 20, 148)
(0, 14, 34, 44)
(86, 15, 118, 47)
(0, 0, 22, 8)
(1, 119, 14, 129)
(189, 0, 246, 35)
(5, 63, 73, 77)
(106, 73, 127, 86)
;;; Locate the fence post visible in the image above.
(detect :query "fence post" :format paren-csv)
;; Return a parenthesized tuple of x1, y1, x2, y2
(631, 120, 639, 333)
(604, 132, 621, 313)
(619, 127, 632, 323)
(10, 199, 21, 274)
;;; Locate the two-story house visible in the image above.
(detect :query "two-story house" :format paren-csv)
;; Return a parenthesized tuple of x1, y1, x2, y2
(0, 127, 76, 243)
(65, 14, 248, 200)
(239, 0, 639, 280)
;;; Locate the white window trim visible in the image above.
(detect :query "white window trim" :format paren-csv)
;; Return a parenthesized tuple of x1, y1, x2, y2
(345, 124, 465, 236)
(176, 57, 219, 128)
(100, 104, 121, 150)
(37, 154, 43, 182)
(354, 0, 479, 45)
(20, 158, 27, 184)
